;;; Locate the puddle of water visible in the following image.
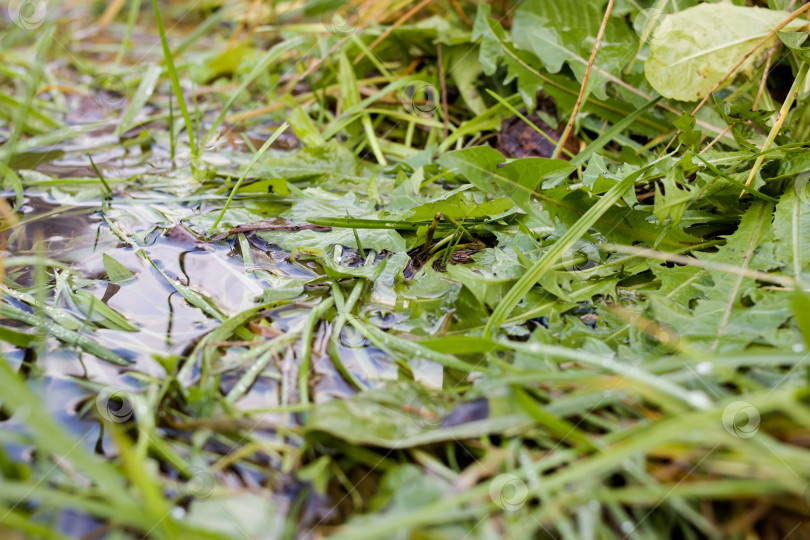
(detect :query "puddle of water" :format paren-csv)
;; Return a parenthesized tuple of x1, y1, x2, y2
(0, 193, 317, 438)
(1, 189, 414, 429)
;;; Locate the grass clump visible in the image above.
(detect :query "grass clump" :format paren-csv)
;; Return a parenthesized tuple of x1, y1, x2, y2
(1, 1, 810, 538)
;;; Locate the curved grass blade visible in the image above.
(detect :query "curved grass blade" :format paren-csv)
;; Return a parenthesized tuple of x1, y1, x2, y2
(353, 319, 494, 375)
(211, 122, 289, 230)
(568, 97, 662, 168)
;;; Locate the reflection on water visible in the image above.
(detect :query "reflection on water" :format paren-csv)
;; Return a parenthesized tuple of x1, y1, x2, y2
(1, 192, 412, 444)
(0, 194, 309, 439)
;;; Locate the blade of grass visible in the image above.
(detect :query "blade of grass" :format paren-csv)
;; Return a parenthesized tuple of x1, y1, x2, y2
(1, 25, 53, 174)
(151, 0, 196, 157)
(116, 64, 161, 135)
(87, 153, 113, 195)
(298, 297, 336, 406)
(553, 0, 615, 159)
(602, 243, 798, 288)
(113, 0, 142, 69)
(0, 303, 130, 365)
(211, 122, 289, 230)
(742, 62, 808, 194)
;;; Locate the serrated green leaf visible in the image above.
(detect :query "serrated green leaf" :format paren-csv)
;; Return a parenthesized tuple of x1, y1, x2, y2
(511, 0, 635, 101)
(487, 158, 665, 333)
(496, 157, 574, 220)
(773, 185, 810, 279)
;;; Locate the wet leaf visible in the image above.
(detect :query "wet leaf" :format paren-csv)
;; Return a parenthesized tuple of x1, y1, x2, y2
(0, 325, 35, 348)
(645, 3, 807, 101)
(437, 146, 505, 193)
(71, 290, 139, 332)
(306, 383, 530, 448)
(259, 228, 406, 254)
(102, 253, 135, 284)
(773, 186, 810, 277)
(184, 493, 283, 539)
(0, 303, 130, 365)
(496, 157, 573, 219)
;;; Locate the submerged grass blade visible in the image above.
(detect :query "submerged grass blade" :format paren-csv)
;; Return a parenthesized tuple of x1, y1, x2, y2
(0, 303, 131, 366)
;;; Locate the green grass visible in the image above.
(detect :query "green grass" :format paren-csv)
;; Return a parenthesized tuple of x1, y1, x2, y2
(1, 1, 810, 539)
